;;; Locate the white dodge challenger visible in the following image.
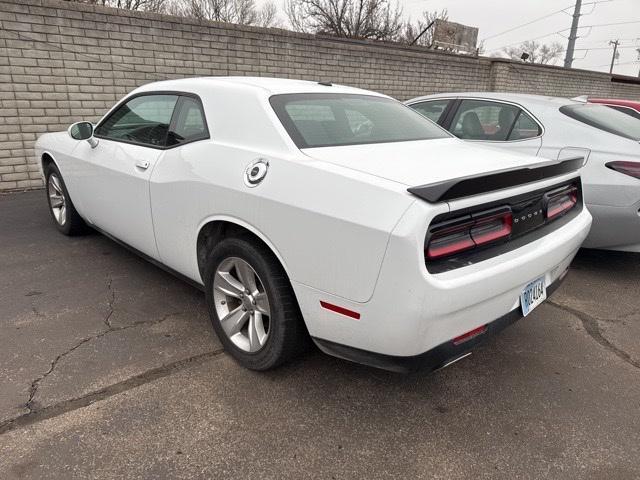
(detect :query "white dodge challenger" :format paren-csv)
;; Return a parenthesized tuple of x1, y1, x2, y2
(35, 77, 592, 372)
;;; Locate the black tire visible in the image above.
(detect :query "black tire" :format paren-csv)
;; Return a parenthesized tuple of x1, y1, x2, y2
(44, 162, 87, 236)
(204, 236, 307, 370)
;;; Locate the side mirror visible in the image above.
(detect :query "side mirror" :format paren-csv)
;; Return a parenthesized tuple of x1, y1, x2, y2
(68, 121, 98, 148)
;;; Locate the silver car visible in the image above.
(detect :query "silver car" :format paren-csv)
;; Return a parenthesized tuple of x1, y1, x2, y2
(406, 93, 640, 252)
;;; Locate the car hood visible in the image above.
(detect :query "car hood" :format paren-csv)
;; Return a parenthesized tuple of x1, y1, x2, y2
(301, 138, 549, 187)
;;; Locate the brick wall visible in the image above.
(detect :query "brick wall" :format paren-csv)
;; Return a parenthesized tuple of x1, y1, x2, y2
(1, 0, 640, 191)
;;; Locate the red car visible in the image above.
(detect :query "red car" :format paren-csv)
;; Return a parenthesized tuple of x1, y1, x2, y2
(588, 98, 640, 120)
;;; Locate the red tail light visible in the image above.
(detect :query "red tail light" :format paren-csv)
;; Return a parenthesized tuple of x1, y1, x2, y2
(427, 207, 512, 260)
(606, 161, 640, 179)
(426, 218, 475, 259)
(470, 210, 513, 244)
(545, 186, 578, 220)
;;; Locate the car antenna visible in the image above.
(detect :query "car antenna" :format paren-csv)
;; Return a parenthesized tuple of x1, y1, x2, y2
(318, 81, 333, 87)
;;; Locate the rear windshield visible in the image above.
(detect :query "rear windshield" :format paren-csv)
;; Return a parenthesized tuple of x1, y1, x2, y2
(607, 105, 640, 121)
(560, 104, 640, 141)
(270, 93, 449, 148)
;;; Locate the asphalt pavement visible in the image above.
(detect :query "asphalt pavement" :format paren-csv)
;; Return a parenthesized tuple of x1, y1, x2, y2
(1, 190, 639, 479)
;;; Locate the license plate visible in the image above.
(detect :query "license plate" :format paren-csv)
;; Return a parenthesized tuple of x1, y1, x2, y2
(520, 277, 547, 317)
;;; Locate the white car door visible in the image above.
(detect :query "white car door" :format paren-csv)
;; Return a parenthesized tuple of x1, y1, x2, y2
(447, 99, 543, 156)
(73, 93, 180, 258)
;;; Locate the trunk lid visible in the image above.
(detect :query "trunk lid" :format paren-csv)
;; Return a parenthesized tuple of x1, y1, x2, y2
(302, 138, 548, 186)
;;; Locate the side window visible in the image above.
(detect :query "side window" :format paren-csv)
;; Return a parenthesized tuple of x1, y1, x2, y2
(95, 94, 178, 147)
(451, 100, 521, 141)
(410, 100, 451, 124)
(167, 96, 209, 146)
(508, 111, 542, 140)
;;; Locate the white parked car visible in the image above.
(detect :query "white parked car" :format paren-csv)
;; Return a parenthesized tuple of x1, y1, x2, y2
(406, 93, 640, 252)
(35, 78, 591, 372)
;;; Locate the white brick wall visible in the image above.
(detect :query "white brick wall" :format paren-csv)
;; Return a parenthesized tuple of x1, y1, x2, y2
(1, 0, 639, 191)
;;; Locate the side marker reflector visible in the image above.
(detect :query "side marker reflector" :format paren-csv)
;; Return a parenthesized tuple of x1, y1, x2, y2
(320, 301, 361, 320)
(453, 325, 487, 345)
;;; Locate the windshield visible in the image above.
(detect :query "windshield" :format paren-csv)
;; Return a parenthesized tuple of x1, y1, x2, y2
(560, 103, 640, 141)
(270, 93, 450, 148)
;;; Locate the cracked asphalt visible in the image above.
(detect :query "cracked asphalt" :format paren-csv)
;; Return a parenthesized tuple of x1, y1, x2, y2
(1, 190, 639, 480)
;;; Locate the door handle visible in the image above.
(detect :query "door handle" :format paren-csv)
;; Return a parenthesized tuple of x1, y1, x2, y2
(135, 160, 150, 170)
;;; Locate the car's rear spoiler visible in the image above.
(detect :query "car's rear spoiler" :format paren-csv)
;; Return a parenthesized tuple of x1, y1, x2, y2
(407, 157, 585, 203)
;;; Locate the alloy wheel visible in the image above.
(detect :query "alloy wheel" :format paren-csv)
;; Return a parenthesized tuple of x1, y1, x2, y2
(48, 174, 67, 225)
(213, 257, 271, 352)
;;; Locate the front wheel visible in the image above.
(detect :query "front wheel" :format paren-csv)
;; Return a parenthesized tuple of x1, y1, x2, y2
(44, 163, 86, 236)
(204, 236, 307, 370)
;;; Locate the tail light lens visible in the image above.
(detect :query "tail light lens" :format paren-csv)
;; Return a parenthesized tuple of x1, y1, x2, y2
(545, 186, 578, 220)
(606, 161, 640, 179)
(427, 219, 475, 259)
(427, 207, 512, 260)
(470, 209, 513, 244)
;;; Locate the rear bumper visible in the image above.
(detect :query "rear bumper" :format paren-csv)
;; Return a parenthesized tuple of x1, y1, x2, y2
(313, 270, 568, 373)
(294, 204, 590, 360)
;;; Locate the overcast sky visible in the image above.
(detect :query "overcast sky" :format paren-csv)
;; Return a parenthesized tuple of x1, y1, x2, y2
(265, 0, 639, 76)
(400, 0, 640, 76)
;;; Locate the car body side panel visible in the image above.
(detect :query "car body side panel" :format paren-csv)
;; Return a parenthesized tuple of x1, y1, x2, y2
(468, 136, 542, 157)
(583, 201, 640, 251)
(149, 140, 416, 303)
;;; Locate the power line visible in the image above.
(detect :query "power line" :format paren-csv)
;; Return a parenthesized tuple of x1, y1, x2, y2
(582, 60, 638, 68)
(481, 0, 617, 43)
(574, 37, 640, 46)
(480, 4, 574, 42)
(573, 45, 640, 51)
(492, 31, 571, 51)
(491, 20, 640, 51)
(580, 20, 640, 28)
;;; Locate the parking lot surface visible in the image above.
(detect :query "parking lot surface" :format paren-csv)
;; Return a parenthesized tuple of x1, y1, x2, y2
(1, 190, 639, 479)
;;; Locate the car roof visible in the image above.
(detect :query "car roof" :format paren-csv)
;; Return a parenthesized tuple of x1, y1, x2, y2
(134, 76, 387, 98)
(407, 91, 578, 108)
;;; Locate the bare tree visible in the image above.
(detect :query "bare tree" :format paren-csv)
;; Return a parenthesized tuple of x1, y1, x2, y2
(68, 0, 167, 12)
(285, 0, 403, 41)
(167, 0, 280, 26)
(256, 1, 280, 28)
(502, 40, 564, 65)
(73, 0, 280, 25)
(397, 9, 447, 46)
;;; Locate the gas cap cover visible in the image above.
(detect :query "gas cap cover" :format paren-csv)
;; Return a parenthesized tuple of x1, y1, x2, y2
(244, 159, 269, 187)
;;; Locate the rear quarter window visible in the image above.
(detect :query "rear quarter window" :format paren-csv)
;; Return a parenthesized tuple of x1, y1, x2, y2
(560, 104, 640, 141)
(410, 100, 451, 124)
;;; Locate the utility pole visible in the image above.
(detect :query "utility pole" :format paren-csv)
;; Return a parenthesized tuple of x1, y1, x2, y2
(609, 39, 620, 74)
(564, 0, 582, 68)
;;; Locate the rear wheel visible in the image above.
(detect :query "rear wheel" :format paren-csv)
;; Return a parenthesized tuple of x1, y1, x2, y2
(44, 163, 86, 235)
(204, 236, 307, 370)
